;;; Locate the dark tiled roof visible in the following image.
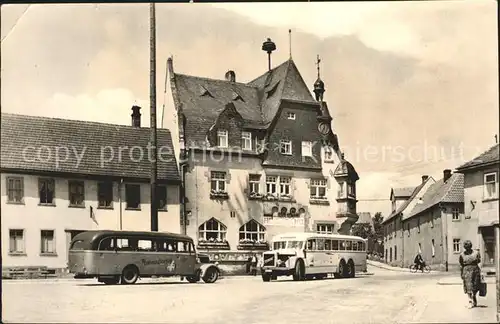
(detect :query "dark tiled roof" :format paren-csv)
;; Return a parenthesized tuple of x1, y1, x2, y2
(456, 144, 499, 171)
(392, 187, 416, 198)
(382, 179, 430, 224)
(1, 113, 180, 181)
(333, 160, 359, 181)
(405, 173, 464, 220)
(173, 59, 316, 145)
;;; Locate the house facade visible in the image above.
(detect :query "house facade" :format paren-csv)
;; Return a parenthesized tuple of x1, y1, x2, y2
(456, 144, 499, 271)
(163, 41, 359, 271)
(382, 176, 435, 266)
(401, 170, 467, 271)
(1, 110, 181, 271)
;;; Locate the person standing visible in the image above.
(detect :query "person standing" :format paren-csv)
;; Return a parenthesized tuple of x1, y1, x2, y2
(250, 254, 258, 276)
(459, 240, 482, 308)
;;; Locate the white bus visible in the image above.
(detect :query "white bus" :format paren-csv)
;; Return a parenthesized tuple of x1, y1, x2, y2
(260, 232, 367, 282)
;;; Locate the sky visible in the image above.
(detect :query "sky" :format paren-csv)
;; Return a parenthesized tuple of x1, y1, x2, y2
(1, 2, 498, 217)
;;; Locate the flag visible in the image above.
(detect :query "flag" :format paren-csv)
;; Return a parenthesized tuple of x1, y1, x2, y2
(90, 206, 99, 225)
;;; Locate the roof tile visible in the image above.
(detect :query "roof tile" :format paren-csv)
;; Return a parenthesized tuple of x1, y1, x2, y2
(456, 144, 499, 171)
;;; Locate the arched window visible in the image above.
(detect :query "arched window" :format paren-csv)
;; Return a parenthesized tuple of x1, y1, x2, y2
(239, 220, 266, 241)
(198, 218, 227, 241)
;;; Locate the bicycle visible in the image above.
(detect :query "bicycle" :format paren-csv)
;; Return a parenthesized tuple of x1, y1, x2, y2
(410, 264, 431, 273)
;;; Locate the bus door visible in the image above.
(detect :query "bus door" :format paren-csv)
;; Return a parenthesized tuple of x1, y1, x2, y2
(176, 240, 196, 275)
(305, 239, 319, 273)
(315, 238, 329, 272)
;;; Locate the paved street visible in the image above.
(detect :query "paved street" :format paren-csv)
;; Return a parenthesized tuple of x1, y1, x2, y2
(2, 266, 497, 324)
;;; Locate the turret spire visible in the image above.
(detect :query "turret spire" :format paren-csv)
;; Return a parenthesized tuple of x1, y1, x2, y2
(313, 54, 325, 102)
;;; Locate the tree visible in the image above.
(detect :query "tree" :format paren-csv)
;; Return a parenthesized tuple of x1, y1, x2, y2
(351, 223, 373, 239)
(352, 212, 385, 255)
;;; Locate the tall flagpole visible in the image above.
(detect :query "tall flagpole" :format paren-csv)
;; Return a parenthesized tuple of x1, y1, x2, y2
(150, 2, 159, 232)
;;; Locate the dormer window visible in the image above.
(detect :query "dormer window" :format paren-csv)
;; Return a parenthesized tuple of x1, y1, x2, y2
(241, 132, 252, 150)
(287, 112, 296, 120)
(280, 140, 292, 155)
(217, 130, 228, 148)
(232, 91, 244, 102)
(266, 82, 279, 98)
(324, 147, 333, 162)
(199, 85, 213, 97)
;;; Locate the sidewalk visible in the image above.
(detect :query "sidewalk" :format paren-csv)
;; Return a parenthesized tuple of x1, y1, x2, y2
(367, 260, 412, 272)
(437, 276, 496, 285)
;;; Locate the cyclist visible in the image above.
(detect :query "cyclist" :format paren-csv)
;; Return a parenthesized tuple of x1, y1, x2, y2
(414, 253, 426, 272)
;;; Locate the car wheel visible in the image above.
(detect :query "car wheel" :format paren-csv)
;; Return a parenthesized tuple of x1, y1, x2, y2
(121, 265, 139, 285)
(262, 273, 271, 282)
(202, 267, 219, 283)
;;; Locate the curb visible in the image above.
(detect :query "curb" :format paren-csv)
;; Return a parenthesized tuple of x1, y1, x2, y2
(367, 261, 410, 272)
(437, 278, 496, 286)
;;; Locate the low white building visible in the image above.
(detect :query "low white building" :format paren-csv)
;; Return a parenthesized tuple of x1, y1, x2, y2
(1, 108, 181, 271)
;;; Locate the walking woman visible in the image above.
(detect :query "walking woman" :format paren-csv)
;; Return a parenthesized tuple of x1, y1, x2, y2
(459, 240, 481, 308)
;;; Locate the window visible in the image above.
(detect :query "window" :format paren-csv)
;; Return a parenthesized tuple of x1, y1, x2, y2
(125, 184, 141, 209)
(394, 245, 397, 260)
(418, 243, 422, 254)
(280, 140, 292, 155)
(431, 239, 435, 257)
(266, 176, 278, 194)
(39, 178, 55, 205)
(177, 241, 192, 253)
(317, 239, 325, 251)
(98, 182, 113, 208)
(301, 141, 312, 157)
(157, 185, 167, 210)
(484, 172, 498, 199)
(430, 216, 434, 228)
(452, 208, 460, 221)
(307, 239, 317, 250)
(279, 177, 291, 195)
(345, 241, 352, 251)
(332, 240, 339, 250)
(417, 218, 421, 233)
(40, 230, 55, 254)
(9, 229, 25, 254)
(211, 171, 226, 192)
(338, 182, 345, 197)
(217, 130, 228, 148)
(68, 180, 85, 207)
(310, 179, 327, 198)
(324, 147, 333, 161)
(241, 132, 252, 150)
(287, 112, 296, 120)
(347, 183, 355, 196)
(6, 177, 24, 203)
(199, 218, 227, 241)
(389, 247, 392, 262)
(453, 239, 461, 253)
(317, 224, 334, 234)
(137, 239, 153, 251)
(239, 220, 266, 241)
(249, 174, 261, 194)
(324, 239, 332, 250)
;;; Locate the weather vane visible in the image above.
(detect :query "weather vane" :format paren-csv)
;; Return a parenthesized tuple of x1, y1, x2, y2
(316, 54, 321, 78)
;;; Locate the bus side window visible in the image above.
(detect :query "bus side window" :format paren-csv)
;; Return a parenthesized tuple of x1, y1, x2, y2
(340, 241, 346, 251)
(331, 240, 339, 251)
(360, 241, 366, 251)
(307, 239, 314, 250)
(345, 241, 352, 251)
(324, 239, 331, 251)
(189, 242, 195, 254)
(116, 238, 130, 251)
(352, 241, 358, 251)
(317, 239, 325, 251)
(177, 241, 189, 253)
(138, 239, 153, 252)
(166, 240, 176, 252)
(98, 237, 114, 251)
(157, 240, 166, 252)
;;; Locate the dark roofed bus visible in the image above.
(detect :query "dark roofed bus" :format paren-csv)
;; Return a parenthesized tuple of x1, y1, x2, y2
(68, 230, 220, 285)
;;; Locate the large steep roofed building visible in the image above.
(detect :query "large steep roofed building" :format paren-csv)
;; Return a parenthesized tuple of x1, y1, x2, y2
(164, 40, 359, 273)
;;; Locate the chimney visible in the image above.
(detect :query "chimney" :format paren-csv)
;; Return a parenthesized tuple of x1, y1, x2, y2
(131, 105, 141, 127)
(225, 70, 236, 82)
(443, 169, 452, 182)
(422, 175, 429, 183)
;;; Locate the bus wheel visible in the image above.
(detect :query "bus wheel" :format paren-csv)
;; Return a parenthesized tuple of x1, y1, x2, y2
(347, 260, 355, 278)
(293, 260, 305, 281)
(262, 273, 271, 282)
(337, 260, 347, 279)
(121, 265, 139, 285)
(202, 267, 219, 283)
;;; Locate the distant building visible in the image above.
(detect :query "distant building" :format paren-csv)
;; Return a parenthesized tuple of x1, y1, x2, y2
(164, 40, 359, 270)
(402, 170, 466, 271)
(381, 176, 435, 266)
(456, 144, 499, 272)
(1, 109, 181, 271)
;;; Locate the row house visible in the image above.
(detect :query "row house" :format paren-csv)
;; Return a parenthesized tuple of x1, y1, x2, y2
(163, 39, 359, 271)
(456, 144, 499, 273)
(1, 109, 181, 271)
(401, 169, 466, 271)
(382, 176, 435, 266)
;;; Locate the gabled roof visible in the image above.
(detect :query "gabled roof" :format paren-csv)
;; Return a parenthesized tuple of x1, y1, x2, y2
(456, 144, 499, 172)
(405, 173, 464, 220)
(171, 58, 317, 145)
(382, 178, 431, 224)
(1, 113, 180, 181)
(391, 187, 416, 199)
(357, 212, 372, 224)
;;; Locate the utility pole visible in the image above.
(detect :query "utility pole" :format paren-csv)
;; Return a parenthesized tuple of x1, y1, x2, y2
(149, 2, 158, 232)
